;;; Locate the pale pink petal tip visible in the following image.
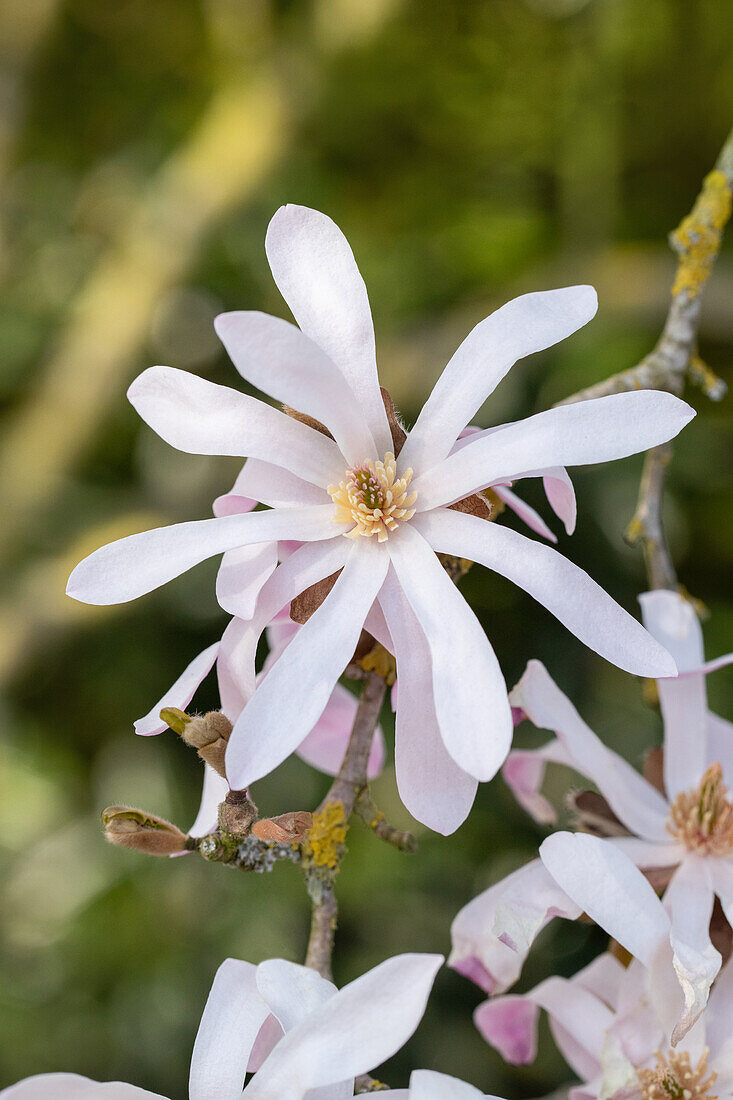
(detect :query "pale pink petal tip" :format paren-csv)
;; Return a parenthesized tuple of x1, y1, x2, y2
(474, 995, 539, 1065)
(450, 955, 497, 995)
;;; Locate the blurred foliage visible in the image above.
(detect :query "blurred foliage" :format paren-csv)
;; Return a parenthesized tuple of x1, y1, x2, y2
(0, 0, 732, 1094)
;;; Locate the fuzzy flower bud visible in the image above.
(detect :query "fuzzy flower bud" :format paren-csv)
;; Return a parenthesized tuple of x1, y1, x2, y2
(102, 806, 188, 856)
(217, 789, 258, 837)
(163, 709, 232, 778)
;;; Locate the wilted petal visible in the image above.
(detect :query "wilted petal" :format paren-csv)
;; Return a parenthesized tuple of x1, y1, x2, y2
(666, 858, 720, 1044)
(134, 642, 219, 737)
(412, 391, 694, 511)
(189, 959, 270, 1100)
(128, 365, 343, 488)
(215, 311, 376, 463)
(387, 524, 511, 782)
(265, 205, 392, 456)
(417, 510, 677, 679)
(67, 506, 341, 606)
(400, 286, 598, 473)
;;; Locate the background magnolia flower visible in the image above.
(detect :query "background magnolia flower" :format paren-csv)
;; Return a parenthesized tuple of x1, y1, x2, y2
(451, 589, 733, 1018)
(481, 835, 733, 1100)
(2, 953, 443, 1100)
(67, 204, 692, 837)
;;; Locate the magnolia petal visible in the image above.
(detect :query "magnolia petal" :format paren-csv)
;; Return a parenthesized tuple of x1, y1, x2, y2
(608, 836, 683, 868)
(255, 959, 336, 1033)
(264, 205, 392, 456)
(217, 543, 278, 620)
(510, 660, 670, 841)
(639, 590, 706, 673)
(530, 976, 612, 1080)
(0, 1077, 166, 1099)
(400, 286, 598, 473)
(542, 467, 577, 535)
(501, 740, 573, 826)
(215, 311, 376, 463)
(474, 996, 539, 1066)
(706, 713, 733, 777)
(214, 459, 328, 512)
(408, 1069, 487, 1098)
(386, 524, 511, 781)
(134, 642, 219, 737)
(379, 568, 478, 834)
(416, 510, 677, 679)
(666, 858, 721, 1044)
(189, 764, 229, 838)
(540, 833, 670, 967)
(128, 365, 343, 488)
(67, 506, 340, 606)
(493, 486, 557, 542)
(226, 542, 389, 790)
(189, 958, 270, 1100)
(658, 673, 708, 800)
(706, 953, 733, 1060)
(244, 954, 442, 1098)
(296, 684, 386, 780)
(449, 858, 581, 995)
(412, 391, 695, 511)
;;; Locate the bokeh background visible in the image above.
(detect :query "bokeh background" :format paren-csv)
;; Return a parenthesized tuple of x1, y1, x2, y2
(1, 0, 732, 1094)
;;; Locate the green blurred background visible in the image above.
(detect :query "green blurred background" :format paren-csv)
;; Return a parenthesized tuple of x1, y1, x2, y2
(0, 0, 732, 1094)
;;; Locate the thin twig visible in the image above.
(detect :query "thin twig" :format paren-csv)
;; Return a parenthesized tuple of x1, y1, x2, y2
(355, 787, 418, 852)
(304, 879, 338, 980)
(320, 670, 388, 815)
(624, 443, 678, 591)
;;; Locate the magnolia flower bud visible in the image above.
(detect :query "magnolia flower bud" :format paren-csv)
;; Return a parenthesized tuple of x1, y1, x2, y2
(217, 789, 258, 837)
(163, 709, 232, 778)
(102, 806, 188, 856)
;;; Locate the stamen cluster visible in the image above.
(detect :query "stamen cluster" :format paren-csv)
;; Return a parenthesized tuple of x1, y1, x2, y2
(638, 1048, 717, 1100)
(667, 762, 733, 855)
(328, 452, 417, 543)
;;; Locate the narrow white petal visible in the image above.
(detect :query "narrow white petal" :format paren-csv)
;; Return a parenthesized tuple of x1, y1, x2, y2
(412, 391, 695, 511)
(134, 642, 220, 736)
(416, 509, 677, 678)
(215, 311, 377, 463)
(245, 954, 442, 1098)
(189, 959, 270, 1100)
(639, 590, 706, 672)
(529, 976, 612, 1077)
(666, 858, 720, 1044)
(265, 205, 392, 455)
(128, 365, 344, 487)
(386, 524, 511, 781)
(226, 542, 389, 790)
(67, 506, 340, 606)
(256, 960, 336, 1032)
(216, 543, 278, 620)
(493, 486, 557, 542)
(658, 673, 708, 799)
(401, 285, 597, 473)
(408, 1069, 487, 1098)
(188, 764, 230, 838)
(540, 833, 670, 966)
(215, 459, 328, 510)
(706, 942, 733, 1059)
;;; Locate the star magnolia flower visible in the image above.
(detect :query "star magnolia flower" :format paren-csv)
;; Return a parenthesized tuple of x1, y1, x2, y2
(134, 608, 384, 838)
(67, 205, 690, 835)
(450, 590, 733, 1019)
(479, 835, 733, 1100)
(2, 953, 443, 1099)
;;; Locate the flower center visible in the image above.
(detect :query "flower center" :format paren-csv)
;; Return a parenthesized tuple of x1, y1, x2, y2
(667, 762, 733, 855)
(328, 452, 418, 543)
(638, 1049, 717, 1100)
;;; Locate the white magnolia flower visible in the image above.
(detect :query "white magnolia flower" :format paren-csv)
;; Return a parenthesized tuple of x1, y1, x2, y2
(2, 953, 442, 1099)
(451, 590, 733, 1024)
(67, 205, 691, 834)
(480, 835, 733, 1100)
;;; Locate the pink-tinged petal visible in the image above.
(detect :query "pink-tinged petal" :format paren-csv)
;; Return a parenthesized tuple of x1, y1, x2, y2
(400, 286, 598, 473)
(449, 859, 581, 995)
(543, 467, 576, 535)
(362, 598, 393, 653)
(509, 660, 670, 841)
(189, 959, 270, 1100)
(128, 366, 344, 488)
(247, 1015, 284, 1074)
(188, 764, 229, 838)
(699, 652, 733, 674)
(572, 953, 626, 1009)
(215, 459, 328, 512)
(134, 642, 219, 736)
(666, 858, 720, 1044)
(408, 1069, 487, 1098)
(264, 205, 392, 457)
(639, 590, 705, 672)
(417, 509, 677, 679)
(530, 976, 613, 1079)
(226, 542, 389, 790)
(386, 524, 511, 782)
(256, 959, 336, 1032)
(245, 953, 442, 1098)
(378, 568, 478, 834)
(412, 391, 694, 511)
(0, 1077, 166, 1099)
(540, 833, 670, 967)
(67, 505, 340, 606)
(217, 543, 278, 620)
(501, 740, 572, 825)
(474, 996, 538, 1065)
(707, 953, 733, 1060)
(296, 683, 386, 780)
(493, 485, 557, 542)
(216, 617, 253, 722)
(215, 311, 377, 464)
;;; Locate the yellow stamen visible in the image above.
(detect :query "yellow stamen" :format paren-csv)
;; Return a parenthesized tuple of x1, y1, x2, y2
(639, 1048, 717, 1100)
(328, 452, 417, 543)
(667, 762, 733, 855)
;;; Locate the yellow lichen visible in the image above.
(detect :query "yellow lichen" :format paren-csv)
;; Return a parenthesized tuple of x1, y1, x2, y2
(671, 169, 732, 298)
(358, 642, 397, 685)
(303, 802, 348, 870)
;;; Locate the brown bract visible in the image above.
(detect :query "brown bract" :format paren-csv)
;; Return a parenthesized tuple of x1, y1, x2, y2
(182, 711, 233, 778)
(251, 811, 313, 843)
